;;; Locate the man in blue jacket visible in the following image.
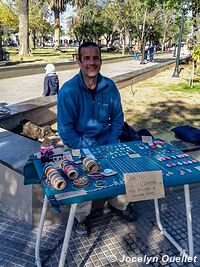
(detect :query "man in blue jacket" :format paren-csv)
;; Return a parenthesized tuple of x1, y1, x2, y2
(57, 42, 137, 235)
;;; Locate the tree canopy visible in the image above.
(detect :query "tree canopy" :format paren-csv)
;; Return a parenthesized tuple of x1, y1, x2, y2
(0, 0, 199, 59)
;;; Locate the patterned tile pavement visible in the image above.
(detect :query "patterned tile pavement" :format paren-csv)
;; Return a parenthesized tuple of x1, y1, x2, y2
(0, 185, 200, 267)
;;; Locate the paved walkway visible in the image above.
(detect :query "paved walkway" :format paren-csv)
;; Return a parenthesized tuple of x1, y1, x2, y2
(0, 54, 174, 105)
(0, 185, 200, 267)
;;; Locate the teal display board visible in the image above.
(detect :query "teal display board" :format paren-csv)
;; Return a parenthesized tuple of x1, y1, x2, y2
(29, 139, 200, 208)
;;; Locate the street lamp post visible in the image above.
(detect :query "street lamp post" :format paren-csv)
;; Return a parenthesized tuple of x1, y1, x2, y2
(172, 2, 187, 77)
(173, 41, 177, 57)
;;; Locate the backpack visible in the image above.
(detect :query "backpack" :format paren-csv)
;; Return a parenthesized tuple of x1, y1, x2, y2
(119, 122, 153, 142)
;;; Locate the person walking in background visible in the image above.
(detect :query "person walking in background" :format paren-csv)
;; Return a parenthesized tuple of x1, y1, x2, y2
(43, 63, 59, 96)
(144, 42, 149, 62)
(133, 42, 140, 61)
(149, 42, 155, 62)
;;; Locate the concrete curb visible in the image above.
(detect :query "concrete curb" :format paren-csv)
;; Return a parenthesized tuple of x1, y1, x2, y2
(0, 56, 132, 79)
(114, 59, 175, 89)
(0, 51, 173, 80)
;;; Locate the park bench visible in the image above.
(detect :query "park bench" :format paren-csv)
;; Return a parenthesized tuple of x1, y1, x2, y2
(71, 52, 78, 61)
(2, 49, 10, 61)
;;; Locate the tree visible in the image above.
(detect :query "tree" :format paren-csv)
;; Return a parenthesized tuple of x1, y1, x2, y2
(18, 0, 29, 56)
(0, 23, 3, 61)
(100, 1, 131, 54)
(192, 0, 200, 43)
(48, 0, 68, 49)
(100, 5, 116, 46)
(156, 1, 179, 51)
(0, 0, 18, 30)
(0, 0, 18, 60)
(69, 0, 105, 43)
(102, 0, 158, 54)
(29, 1, 52, 49)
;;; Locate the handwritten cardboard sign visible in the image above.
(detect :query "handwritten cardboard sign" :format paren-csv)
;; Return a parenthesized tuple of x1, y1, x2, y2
(124, 170, 165, 202)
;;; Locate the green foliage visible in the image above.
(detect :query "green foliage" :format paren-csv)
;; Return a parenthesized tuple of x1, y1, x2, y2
(48, 0, 68, 11)
(0, 0, 52, 38)
(29, 1, 52, 36)
(0, 0, 195, 50)
(0, 0, 18, 31)
(70, 0, 106, 41)
(193, 43, 200, 61)
(166, 82, 200, 92)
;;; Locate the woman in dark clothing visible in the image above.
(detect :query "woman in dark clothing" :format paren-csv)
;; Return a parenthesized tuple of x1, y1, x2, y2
(43, 63, 59, 96)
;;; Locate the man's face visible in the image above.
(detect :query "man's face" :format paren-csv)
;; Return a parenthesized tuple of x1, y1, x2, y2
(78, 46, 102, 79)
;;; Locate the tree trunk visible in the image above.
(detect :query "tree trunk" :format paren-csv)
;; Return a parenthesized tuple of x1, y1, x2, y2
(122, 35, 125, 56)
(0, 26, 3, 61)
(54, 9, 60, 49)
(161, 8, 168, 51)
(192, 0, 200, 43)
(29, 29, 34, 52)
(33, 29, 36, 49)
(18, 0, 29, 56)
(189, 60, 195, 88)
(162, 31, 166, 52)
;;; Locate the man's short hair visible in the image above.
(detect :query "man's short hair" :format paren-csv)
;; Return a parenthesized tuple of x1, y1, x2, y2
(78, 41, 101, 61)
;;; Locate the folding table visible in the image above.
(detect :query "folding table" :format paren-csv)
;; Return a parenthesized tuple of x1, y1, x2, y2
(24, 140, 200, 266)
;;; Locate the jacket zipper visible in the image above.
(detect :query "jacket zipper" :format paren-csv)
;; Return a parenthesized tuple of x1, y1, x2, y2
(87, 89, 95, 120)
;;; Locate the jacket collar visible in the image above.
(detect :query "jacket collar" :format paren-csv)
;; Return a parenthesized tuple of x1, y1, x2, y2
(78, 71, 107, 92)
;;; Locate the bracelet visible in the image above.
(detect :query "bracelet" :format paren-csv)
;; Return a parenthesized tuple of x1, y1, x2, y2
(94, 179, 107, 188)
(88, 172, 103, 179)
(73, 177, 90, 188)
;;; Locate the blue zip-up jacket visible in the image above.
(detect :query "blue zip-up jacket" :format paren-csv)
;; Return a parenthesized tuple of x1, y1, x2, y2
(57, 71, 124, 149)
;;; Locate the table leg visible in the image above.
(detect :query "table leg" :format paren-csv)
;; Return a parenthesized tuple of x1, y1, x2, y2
(35, 195, 48, 267)
(184, 184, 194, 257)
(58, 203, 77, 267)
(154, 198, 188, 256)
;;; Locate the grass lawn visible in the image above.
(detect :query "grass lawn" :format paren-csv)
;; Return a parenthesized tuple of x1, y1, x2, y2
(7, 47, 127, 64)
(120, 65, 200, 135)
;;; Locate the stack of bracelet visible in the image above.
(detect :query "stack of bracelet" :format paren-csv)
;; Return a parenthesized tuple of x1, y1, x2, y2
(72, 177, 89, 189)
(60, 159, 79, 180)
(83, 157, 100, 173)
(43, 163, 66, 190)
